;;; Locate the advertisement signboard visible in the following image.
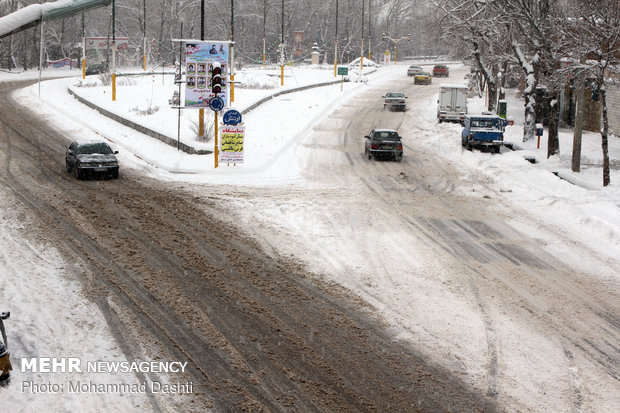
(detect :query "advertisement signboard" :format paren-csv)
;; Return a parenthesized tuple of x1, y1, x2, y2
(87, 37, 129, 50)
(220, 125, 244, 164)
(184, 41, 229, 109)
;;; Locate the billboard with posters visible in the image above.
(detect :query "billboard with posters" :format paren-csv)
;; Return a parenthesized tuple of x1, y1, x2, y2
(184, 41, 229, 108)
(220, 125, 245, 164)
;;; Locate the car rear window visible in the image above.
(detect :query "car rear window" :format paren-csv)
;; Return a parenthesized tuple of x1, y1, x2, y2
(77, 143, 113, 155)
(471, 119, 499, 128)
(374, 131, 399, 140)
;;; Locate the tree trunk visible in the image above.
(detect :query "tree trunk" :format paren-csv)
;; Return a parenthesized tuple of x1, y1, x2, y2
(547, 91, 560, 158)
(572, 75, 585, 171)
(523, 86, 537, 142)
(600, 87, 610, 186)
(513, 44, 538, 142)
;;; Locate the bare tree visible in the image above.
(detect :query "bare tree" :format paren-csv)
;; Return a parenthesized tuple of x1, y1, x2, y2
(564, 0, 619, 186)
(434, 0, 511, 112)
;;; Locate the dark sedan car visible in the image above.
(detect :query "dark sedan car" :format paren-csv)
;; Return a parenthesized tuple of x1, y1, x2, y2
(364, 129, 403, 161)
(66, 141, 119, 179)
(85, 63, 108, 76)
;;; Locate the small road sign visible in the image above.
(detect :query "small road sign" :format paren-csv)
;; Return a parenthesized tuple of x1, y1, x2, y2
(223, 109, 242, 125)
(209, 97, 224, 112)
(337, 67, 348, 76)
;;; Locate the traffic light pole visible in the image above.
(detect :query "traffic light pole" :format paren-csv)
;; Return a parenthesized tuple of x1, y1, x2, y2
(214, 111, 219, 169)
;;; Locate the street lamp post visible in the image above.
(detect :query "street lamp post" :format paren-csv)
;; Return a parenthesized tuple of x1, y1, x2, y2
(382, 34, 411, 64)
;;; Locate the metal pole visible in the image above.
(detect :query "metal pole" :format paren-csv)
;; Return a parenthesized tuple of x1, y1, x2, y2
(263, 0, 266, 65)
(368, 0, 371, 60)
(199, 0, 205, 138)
(280, 0, 284, 86)
(334, 0, 338, 77)
(177, 23, 183, 151)
(360, 0, 364, 73)
(81, 13, 86, 79)
(143, 0, 146, 70)
(395, 39, 398, 63)
(38, 21, 44, 97)
(112, 0, 116, 101)
(214, 111, 219, 168)
(230, 0, 235, 103)
(112, 0, 115, 44)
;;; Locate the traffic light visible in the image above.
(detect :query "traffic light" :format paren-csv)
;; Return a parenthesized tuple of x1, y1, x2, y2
(211, 62, 223, 95)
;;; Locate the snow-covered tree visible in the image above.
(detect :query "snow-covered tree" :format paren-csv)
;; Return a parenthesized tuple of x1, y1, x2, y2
(563, 0, 619, 186)
(434, 0, 511, 112)
(490, 0, 568, 153)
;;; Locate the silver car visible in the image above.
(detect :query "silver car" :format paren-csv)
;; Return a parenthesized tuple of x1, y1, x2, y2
(407, 65, 423, 76)
(383, 92, 407, 111)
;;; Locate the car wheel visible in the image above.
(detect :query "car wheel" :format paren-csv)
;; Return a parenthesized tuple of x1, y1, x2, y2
(73, 165, 81, 179)
(66, 161, 72, 173)
(112, 170, 119, 179)
(368, 152, 373, 160)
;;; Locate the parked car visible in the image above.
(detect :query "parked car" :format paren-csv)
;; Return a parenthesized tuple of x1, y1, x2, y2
(383, 92, 407, 111)
(433, 65, 449, 77)
(66, 141, 119, 179)
(85, 63, 108, 76)
(414, 72, 432, 85)
(364, 129, 403, 161)
(461, 114, 508, 152)
(407, 65, 423, 76)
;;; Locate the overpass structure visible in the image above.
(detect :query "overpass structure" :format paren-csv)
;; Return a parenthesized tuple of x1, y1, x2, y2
(0, 0, 111, 39)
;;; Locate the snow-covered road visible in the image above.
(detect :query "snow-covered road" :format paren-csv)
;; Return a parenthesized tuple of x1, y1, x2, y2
(1, 63, 618, 412)
(198, 65, 620, 412)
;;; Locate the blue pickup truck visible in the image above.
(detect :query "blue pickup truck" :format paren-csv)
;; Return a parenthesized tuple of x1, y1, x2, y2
(461, 114, 508, 153)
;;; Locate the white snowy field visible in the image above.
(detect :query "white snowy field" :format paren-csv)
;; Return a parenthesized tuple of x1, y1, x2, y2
(1, 62, 619, 412)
